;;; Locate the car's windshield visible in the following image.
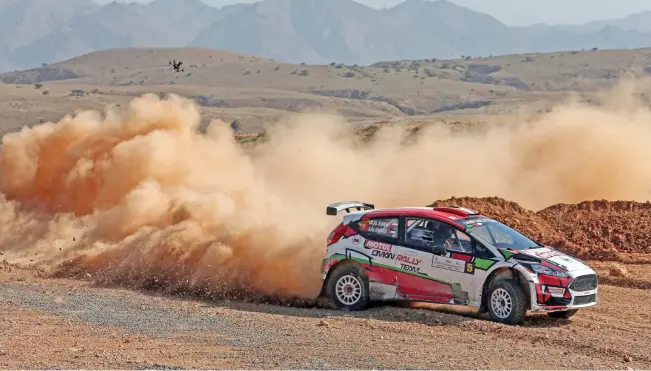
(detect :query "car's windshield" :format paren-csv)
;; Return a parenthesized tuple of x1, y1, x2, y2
(459, 216, 541, 251)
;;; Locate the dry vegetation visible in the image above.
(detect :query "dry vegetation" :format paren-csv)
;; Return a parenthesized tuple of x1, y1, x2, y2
(3, 47, 651, 135)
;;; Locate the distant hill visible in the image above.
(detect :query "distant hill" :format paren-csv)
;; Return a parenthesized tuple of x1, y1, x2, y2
(4, 46, 651, 122)
(3, 0, 651, 72)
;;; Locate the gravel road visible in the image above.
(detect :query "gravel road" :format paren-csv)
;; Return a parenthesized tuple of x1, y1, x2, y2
(1, 268, 649, 370)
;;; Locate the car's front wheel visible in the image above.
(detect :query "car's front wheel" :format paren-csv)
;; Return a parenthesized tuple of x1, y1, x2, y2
(547, 309, 578, 319)
(325, 264, 369, 311)
(487, 279, 528, 325)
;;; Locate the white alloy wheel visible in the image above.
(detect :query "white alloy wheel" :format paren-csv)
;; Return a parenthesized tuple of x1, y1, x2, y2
(335, 275, 363, 305)
(490, 288, 513, 319)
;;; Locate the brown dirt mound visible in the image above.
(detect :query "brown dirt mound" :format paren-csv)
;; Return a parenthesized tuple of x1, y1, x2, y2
(538, 200, 651, 262)
(429, 196, 561, 242)
(428, 197, 580, 252)
(429, 197, 650, 262)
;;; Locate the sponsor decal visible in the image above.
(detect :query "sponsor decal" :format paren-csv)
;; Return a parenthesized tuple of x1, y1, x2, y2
(369, 219, 393, 228)
(547, 286, 565, 297)
(396, 255, 421, 265)
(371, 250, 396, 259)
(431, 255, 474, 275)
(364, 240, 392, 252)
(534, 250, 564, 259)
(359, 220, 370, 231)
(352, 236, 361, 245)
(364, 219, 398, 236)
(460, 217, 491, 225)
(399, 263, 420, 273)
(397, 254, 422, 273)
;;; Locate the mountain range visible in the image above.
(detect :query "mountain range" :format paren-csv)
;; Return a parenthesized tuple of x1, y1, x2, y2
(3, 0, 651, 72)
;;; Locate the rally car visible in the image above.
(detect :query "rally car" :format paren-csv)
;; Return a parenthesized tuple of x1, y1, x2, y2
(319, 201, 599, 325)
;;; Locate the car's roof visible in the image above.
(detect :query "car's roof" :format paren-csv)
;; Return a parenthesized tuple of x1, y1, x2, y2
(355, 206, 485, 229)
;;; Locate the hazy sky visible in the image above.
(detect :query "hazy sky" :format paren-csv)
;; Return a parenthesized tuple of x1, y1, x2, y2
(94, 0, 651, 26)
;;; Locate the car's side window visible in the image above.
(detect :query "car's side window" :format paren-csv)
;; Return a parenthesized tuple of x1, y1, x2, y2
(449, 229, 498, 258)
(404, 217, 470, 253)
(451, 229, 473, 253)
(404, 218, 435, 247)
(357, 217, 399, 240)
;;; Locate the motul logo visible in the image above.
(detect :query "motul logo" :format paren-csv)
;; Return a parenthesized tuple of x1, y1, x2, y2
(364, 240, 392, 252)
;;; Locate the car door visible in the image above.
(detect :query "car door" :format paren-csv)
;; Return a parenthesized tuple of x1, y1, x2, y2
(350, 215, 402, 297)
(388, 217, 452, 303)
(395, 217, 478, 305)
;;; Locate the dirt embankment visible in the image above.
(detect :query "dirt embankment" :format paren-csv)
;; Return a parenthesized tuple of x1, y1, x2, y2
(430, 196, 651, 264)
(539, 200, 651, 262)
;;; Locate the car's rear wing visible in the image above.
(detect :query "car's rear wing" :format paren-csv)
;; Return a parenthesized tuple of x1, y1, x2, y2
(326, 201, 375, 216)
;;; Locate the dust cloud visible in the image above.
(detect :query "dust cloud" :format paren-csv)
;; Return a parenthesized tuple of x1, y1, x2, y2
(0, 79, 650, 300)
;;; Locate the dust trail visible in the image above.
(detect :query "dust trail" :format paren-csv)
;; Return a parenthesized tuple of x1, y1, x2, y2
(1, 79, 650, 300)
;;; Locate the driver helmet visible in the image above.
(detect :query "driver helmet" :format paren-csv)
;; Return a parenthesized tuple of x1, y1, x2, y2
(433, 223, 455, 239)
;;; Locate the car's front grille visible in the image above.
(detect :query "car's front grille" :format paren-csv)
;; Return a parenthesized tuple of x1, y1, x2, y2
(573, 294, 596, 305)
(569, 274, 598, 291)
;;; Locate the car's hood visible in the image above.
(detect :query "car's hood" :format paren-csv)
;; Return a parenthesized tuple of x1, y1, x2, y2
(517, 247, 590, 272)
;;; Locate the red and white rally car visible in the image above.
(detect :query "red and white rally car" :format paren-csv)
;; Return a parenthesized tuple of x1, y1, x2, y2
(319, 201, 599, 325)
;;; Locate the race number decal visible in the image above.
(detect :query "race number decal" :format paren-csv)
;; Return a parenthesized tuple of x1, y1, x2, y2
(432, 255, 475, 275)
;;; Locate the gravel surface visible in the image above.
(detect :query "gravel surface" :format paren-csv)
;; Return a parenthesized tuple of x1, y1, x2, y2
(1, 269, 650, 370)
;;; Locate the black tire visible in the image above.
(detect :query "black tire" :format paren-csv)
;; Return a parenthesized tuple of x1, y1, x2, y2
(547, 309, 578, 319)
(487, 279, 528, 325)
(325, 264, 369, 311)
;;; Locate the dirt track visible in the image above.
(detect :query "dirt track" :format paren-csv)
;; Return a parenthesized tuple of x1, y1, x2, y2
(1, 90, 651, 370)
(1, 268, 649, 370)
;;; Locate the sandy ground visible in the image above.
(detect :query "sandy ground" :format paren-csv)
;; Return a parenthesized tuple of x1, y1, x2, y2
(1, 266, 649, 370)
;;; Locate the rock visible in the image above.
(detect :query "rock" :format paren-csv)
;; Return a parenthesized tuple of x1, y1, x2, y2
(623, 355, 632, 363)
(609, 264, 628, 277)
(317, 320, 329, 327)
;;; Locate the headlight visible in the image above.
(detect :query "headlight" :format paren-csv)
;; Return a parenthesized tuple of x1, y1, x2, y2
(527, 263, 569, 278)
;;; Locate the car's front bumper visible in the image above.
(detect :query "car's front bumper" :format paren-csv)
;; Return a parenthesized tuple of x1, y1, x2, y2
(532, 290, 599, 312)
(530, 268, 599, 312)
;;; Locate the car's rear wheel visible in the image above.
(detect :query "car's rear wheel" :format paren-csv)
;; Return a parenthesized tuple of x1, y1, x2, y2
(325, 264, 369, 311)
(487, 279, 527, 325)
(547, 309, 578, 319)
